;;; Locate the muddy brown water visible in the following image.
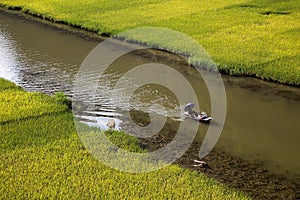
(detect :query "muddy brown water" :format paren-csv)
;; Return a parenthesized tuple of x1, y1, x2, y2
(1, 9, 299, 194)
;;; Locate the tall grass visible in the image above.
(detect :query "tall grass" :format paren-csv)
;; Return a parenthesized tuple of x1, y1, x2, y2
(0, 0, 299, 85)
(0, 78, 250, 199)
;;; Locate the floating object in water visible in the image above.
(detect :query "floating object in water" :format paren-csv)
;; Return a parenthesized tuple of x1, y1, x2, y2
(193, 160, 208, 167)
(107, 119, 116, 129)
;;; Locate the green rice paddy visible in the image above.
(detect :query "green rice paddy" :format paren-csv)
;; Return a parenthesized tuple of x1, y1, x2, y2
(0, 78, 250, 199)
(0, 0, 299, 85)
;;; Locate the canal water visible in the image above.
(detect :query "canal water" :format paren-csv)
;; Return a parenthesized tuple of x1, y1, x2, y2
(0, 10, 299, 182)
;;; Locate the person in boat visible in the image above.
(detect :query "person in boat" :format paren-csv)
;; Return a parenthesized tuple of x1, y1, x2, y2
(199, 111, 207, 119)
(184, 103, 209, 120)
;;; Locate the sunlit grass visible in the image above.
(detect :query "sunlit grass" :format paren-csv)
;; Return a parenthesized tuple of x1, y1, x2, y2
(0, 79, 250, 199)
(0, 0, 299, 84)
(0, 78, 22, 91)
(0, 90, 68, 123)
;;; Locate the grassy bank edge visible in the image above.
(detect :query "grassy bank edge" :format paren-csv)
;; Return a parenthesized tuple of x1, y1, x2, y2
(0, 4, 299, 87)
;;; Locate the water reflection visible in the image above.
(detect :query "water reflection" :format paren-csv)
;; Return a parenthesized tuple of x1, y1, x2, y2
(0, 27, 20, 82)
(0, 11, 96, 93)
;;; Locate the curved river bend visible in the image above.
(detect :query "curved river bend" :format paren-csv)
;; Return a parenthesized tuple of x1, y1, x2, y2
(0, 10, 299, 183)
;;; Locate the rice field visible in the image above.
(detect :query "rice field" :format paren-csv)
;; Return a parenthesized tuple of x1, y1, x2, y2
(0, 0, 299, 85)
(0, 78, 250, 199)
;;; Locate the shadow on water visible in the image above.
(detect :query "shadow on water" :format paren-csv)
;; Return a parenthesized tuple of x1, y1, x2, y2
(0, 9, 300, 199)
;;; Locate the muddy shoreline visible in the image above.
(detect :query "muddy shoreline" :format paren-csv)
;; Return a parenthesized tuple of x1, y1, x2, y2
(178, 145, 300, 200)
(121, 119, 300, 200)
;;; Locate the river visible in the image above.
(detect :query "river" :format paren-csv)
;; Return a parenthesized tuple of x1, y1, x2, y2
(0, 10, 299, 183)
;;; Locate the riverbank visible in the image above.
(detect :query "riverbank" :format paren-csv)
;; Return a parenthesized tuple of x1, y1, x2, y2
(0, 78, 250, 199)
(0, 0, 299, 85)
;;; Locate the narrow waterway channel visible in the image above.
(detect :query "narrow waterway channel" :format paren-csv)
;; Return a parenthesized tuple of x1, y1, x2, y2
(0, 10, 299, 184)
